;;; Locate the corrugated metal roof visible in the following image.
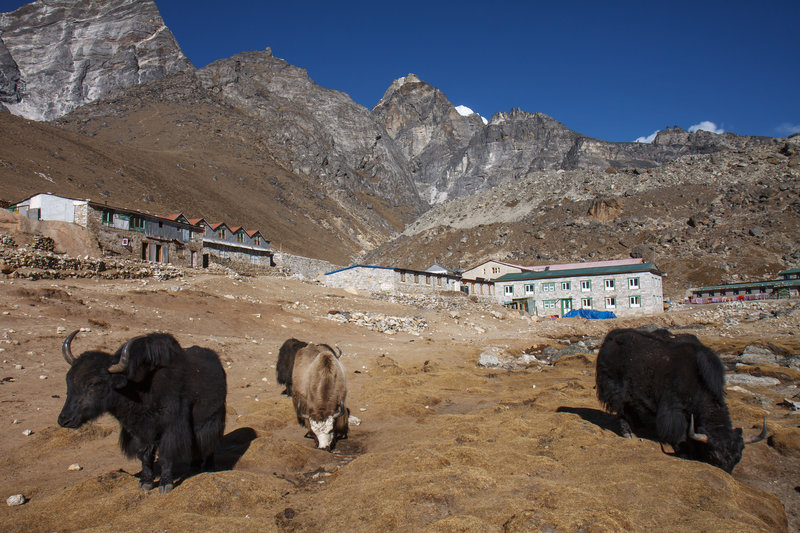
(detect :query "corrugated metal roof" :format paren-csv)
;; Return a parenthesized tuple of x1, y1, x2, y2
(692, 279, 800, 292)
(325, 264, 395, 276)
(495, 262, 661, 281)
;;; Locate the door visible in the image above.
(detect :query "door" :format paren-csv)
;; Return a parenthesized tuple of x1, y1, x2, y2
(560, 298, 573, 317)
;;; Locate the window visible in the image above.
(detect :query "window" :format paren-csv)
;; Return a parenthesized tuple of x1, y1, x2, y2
(524, 283, 535, 295)
(237, 233, 244, 243)
(218, 229, 227, 239)
(254, 236, 261, 245)
(504, 285, 514, 296)
(581, 297, 592, 309)
(492, 266, 500, 274)
(542, 282, 555, 292)
(629, 295, 641, 307)
(542, 299, 558, 310)
(414, 273, 419, 283)
(580, 280, 591, 292)
(130, 216, 145, 231)
(605, 296, 616, 309)
(101, 210, 113, 226)
(426, 274, 431, 285)
(628, 277, 640, 289)
(561, 281, 571, 291)
(604, 279, 615, 290)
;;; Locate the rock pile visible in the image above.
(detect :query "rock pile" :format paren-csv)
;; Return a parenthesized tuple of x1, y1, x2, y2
(0, 236, 183, 280)
(326, 310, 427, 335)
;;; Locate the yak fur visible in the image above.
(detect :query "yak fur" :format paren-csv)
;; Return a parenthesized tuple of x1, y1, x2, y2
(596, 327, 745, 473)
(58, 332, 227, 492)
(290, 343, 348, 450)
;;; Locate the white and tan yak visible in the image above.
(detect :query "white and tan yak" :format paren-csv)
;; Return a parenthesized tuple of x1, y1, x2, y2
(291, 343, 349, 450)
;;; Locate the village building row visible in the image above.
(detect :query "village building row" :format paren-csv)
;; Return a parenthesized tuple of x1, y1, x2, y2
(323, 259, 665, 318)
(323, 264, 495, 297)
(9, 193, 272, 268)
(19, 193, 798, 319)
(689, 268, 800, 303)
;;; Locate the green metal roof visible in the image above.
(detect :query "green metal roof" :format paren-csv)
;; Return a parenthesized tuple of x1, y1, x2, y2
(778, 268, 800, 276)
(692, 279, 800, 292)
(495, 262, 661, 282)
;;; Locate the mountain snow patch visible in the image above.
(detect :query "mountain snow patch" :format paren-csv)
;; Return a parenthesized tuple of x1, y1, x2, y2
(455, 105, 489, 124)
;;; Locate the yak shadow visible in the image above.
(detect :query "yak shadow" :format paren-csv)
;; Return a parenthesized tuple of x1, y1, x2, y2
(215, 426, 258, 470)
(557, 406, 664, 443)
(131, 426, 259, 490)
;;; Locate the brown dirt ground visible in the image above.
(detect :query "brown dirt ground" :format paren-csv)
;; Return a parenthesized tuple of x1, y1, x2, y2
(0, 269, 797, 532)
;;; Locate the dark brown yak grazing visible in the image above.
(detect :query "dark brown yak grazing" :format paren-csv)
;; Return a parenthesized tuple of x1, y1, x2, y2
(57, 330, 227, 492)
(276, 338, 308, 396)
(596, 327, 766, 473)
(291, 343, 349, 450)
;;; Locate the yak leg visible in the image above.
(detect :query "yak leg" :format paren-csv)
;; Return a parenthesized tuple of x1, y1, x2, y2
(655, 399, 688, 447)
(138, 445, 157, 491)
(618, 417, 633, 438)
(157, 424, 192, 493)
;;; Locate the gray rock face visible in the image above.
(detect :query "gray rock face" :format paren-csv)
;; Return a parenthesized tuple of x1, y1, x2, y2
(373, 76, 773, 206)
(196, 51, 425, 218)
(0, 0, 192, 121)
(372, 74, 485, 204)
(0, 38, 20, 106)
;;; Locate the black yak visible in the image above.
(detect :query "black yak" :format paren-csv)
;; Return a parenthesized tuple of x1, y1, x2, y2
(595, 327, 765, 473)
(291, 343, 349, 450)
(58, 330, 227, 493)
(276, 337, 308, 395)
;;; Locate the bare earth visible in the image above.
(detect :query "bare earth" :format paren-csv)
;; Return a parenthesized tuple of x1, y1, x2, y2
(0, 269, 798, 532)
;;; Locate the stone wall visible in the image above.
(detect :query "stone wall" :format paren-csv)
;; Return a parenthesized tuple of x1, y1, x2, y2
(274, 251, 339, 281)
(0, 236, 183, 280)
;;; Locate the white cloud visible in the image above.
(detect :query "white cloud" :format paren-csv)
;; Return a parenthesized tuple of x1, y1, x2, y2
(776, 123, 800, 136)
(688, 121, 724, 134)
(634, 131, 659, 143)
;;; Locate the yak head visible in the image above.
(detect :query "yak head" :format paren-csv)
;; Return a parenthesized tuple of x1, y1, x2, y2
(679, 414, 765, 473)
(305, 402, 347, 451)
(57, 330, 130, 428)
(57, 331, 174, 429)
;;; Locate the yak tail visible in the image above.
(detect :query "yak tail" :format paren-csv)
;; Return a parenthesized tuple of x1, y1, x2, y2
(694, 344, 726, 402)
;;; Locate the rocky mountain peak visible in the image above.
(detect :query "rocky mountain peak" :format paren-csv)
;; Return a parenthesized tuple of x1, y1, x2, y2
(0, 0, 192, 121)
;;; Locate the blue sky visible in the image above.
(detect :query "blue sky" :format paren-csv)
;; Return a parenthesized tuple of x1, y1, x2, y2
(2, 0, 799, 142)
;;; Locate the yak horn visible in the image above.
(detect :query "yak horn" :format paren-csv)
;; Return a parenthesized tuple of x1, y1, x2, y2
(107, 335, 142, 374)
(333, 403, 345, 418)
(688, 414, 710, 443)
(744, 417, 768, 445)
(334, 346, 343, 359)
(62, 329, 80, 365)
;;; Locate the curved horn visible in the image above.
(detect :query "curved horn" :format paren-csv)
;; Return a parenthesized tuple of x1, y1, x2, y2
(107, 335, 143, 374)
(688, 414, 710, 443)
(62, 329, 80, 365)
(333, 402, 345, 418)
(334, 346, 343, 359)
(744, 417, 768, 445)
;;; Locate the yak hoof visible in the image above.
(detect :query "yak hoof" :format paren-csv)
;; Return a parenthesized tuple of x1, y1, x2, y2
(158, 483, 174, 494)
(619, 418, 633, 438)
(139, 481, 154, 491)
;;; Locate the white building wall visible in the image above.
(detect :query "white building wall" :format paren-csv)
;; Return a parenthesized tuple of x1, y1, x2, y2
(24, 194, 87, 223)
(498, 271, 663, 317)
